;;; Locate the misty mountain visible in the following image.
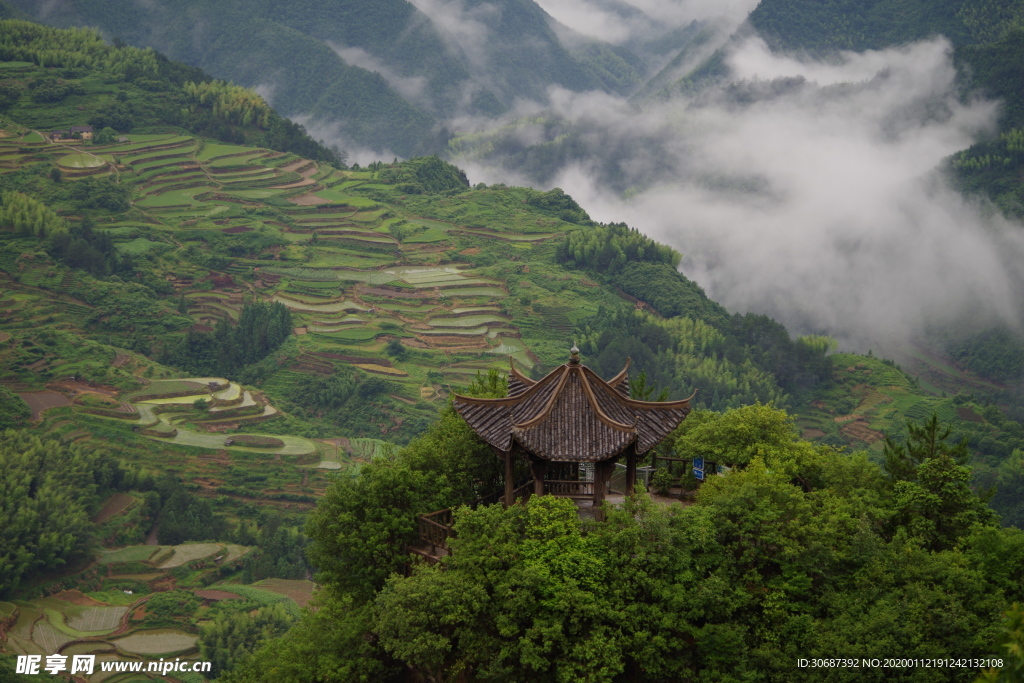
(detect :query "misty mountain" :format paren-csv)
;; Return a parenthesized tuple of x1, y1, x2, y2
(6, 0, 664, 155)
(442, 0, 1024, 381)
(748, 0, 1024, 52)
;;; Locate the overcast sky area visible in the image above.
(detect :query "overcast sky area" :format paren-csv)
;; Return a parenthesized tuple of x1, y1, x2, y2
(454, 31, 1024, 352)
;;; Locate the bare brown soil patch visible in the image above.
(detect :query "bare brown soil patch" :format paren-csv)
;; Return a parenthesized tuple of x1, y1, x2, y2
(19, 391, 71, 420)
(309, 352, 392, 367)
(840, 419, 884, 444)
(293, 327, 307, 335)
(257, 579, 314, 607)
(802, 428, 826, 439)
(288, 192, 328, 206)
(194, 589, 243, 602)
(50, 379, 119, 398)
(270, 178, 316, 189)
(956, 406, 985, 423)
(0, 331, 10, 343)
(112, 353, 131, 368)
(149, 577, 177, 592)
(359, 286, 424, 299)
(52, 590, 104, 606)
(93, 492, 136, 524)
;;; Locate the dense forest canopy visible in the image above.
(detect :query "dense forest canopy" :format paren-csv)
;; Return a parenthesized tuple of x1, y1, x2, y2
(223, 403, 1024, 682)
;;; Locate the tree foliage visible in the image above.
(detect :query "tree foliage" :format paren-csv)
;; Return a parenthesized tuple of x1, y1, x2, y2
(159, 300, 292, 377)
(200, 602, 297, 679)
(0, 387, 30, 431)
(0, 430, 122, 597)
(228, 406, 1024, 681)
(0, 191, 67, 239)
(556, 221, 679, 272)
(183, 80, 272, 129)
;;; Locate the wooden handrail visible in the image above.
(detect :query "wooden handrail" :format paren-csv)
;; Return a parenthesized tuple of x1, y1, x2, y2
(418, 514, 455, 550)
(415, 478, 536, 551)
(543, 480, 595, 497)
(510, 480, 533, 502)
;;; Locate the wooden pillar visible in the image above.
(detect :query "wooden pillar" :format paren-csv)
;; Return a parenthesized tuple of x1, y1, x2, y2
(531, 459, 547, 496)
(593, 460, 610, 521)
(503, 449, 514, 508)
(625, 447, 637, 496)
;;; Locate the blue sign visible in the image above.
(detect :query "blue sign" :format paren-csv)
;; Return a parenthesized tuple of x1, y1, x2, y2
(693, 457, 704, 481)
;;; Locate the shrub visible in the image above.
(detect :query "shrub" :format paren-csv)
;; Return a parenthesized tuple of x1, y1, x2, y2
(650, 468, 676, 496)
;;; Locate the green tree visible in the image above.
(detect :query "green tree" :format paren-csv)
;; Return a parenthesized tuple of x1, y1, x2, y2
(0, 430, 121, 597)
(978, 603, 1024, 682)
(218, 595, 396, 683)
(93, 126, 117, 145)
(883, 412, 971, 482)
(0, 387, 30, 430)
(675, 403, 800, 466)
(883, 413, 996, 551)
(199, 602, 297, 678)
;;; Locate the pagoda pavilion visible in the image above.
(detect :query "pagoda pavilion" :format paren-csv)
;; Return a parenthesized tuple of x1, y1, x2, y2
(453, 347, 692, 518)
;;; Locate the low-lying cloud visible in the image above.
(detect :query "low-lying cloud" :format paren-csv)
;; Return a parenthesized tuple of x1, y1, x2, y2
(456, 36, 1024, 351)
(327, 43, 430, 106)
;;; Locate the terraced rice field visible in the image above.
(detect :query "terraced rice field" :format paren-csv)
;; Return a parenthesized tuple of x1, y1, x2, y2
(57, 152, 105, 168)
(99, 546, 162, 564)
(158, 543, 222, 568)
(66, 606, 128, 632)
(150, 427, 315, 455)
(213, 382, 242, 401)
(112, 629, 198, 655)
(195, 143, 253, 161)
(0, 132, 595, 458)
(419, 326, 490, 336)
(32, 620, 73, 653)
(427, 314, 509, 327)
(272, 296, 369, 313)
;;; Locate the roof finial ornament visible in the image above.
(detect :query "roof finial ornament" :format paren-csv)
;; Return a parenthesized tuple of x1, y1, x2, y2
(569, 344, 580, 365)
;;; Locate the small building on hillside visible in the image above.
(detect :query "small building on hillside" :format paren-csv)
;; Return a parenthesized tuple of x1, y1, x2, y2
(453, 347, 693, 519)
(49, 125, 93, 141)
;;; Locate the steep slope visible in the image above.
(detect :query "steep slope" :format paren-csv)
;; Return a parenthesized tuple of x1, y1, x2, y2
(6, 0, 437, 156)
(7, 0, 654, 155)
(2, 16, 1023, 525)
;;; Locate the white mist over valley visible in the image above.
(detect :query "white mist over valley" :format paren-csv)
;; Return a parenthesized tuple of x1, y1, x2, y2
(437, 5, 1024, 353)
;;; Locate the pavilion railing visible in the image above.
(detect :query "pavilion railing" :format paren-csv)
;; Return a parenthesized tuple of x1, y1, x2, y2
(415, 478, 532, 554)
(418, 508, 455, 551)
(543, 480, 595, 498)
(510, 480, 533, 503)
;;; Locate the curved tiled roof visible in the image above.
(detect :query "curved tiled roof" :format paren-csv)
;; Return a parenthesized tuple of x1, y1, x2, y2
(453, 357, 691, 462)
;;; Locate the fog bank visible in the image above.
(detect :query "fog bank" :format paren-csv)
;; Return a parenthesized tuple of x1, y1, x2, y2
(458, 37, 1024, 350)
